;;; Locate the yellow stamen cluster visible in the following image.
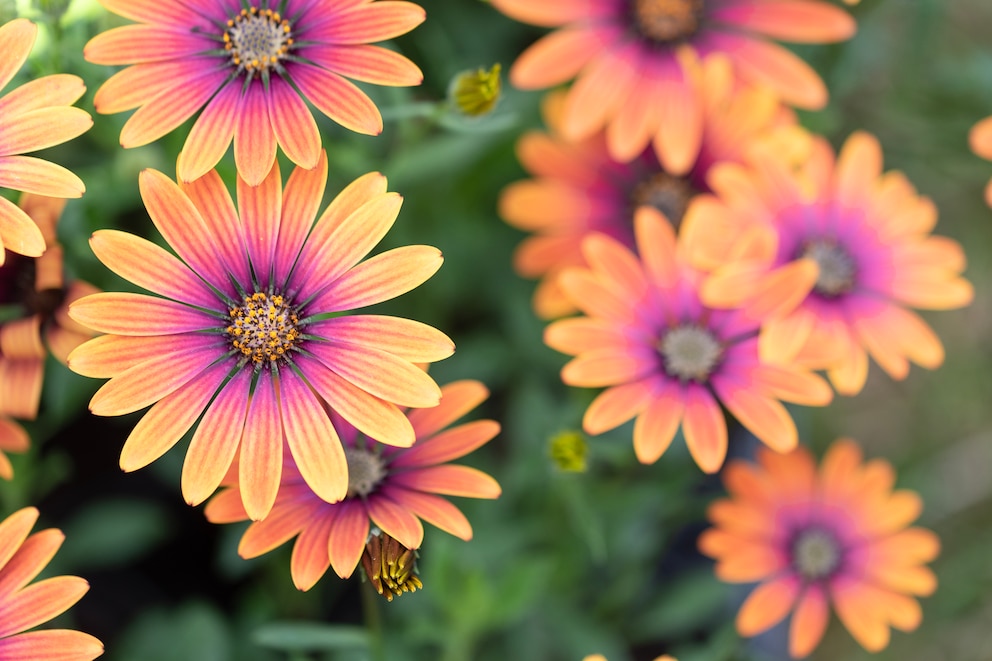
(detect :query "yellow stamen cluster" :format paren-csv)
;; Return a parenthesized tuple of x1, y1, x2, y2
(632, 0, 705, 43)
(361, 531, 423, 602)
(226, 292, 300, 365)
(223, 6, 294, 75)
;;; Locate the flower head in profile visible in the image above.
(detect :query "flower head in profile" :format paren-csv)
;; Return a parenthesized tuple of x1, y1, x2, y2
(490, 0, 853, 167)
(544, 208, 832, 473)
(0, 507, 104, 660)
(85, 0, 425, 185)
(67, 154, 453, 521)
(969, 115, 992, 206)
(699, 440, 939, 657)
(500, 57, 794, 318)
(0, 194, 99, 479)
(0, 18, 92, 262)
(684, 131, 973, 395)
(204, 380, 500, 592)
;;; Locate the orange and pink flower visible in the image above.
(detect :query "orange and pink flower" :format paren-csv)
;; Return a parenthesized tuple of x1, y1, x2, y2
(699, 440, 939, 657)
(85, 0, 425, 185)
(544, 208, 832, 473)
(0, 507, 103, 660)
(0, 18, 92, 262)
(500, 57, 794, 318)
(0, 194, 100, 480)
(969, 115, 992, 207)
(205, 380, 500, 591)
(684, 131, 973, 395)
(490, 0, 854, 168)
(67, 155, 453, 521)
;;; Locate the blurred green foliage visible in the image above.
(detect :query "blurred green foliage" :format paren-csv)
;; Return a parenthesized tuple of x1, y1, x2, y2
(4, 1, 992, 660)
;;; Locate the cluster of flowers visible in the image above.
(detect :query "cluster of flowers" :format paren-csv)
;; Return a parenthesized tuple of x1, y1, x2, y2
(492, 0, 971, 658)
(0, 0, 503, 655)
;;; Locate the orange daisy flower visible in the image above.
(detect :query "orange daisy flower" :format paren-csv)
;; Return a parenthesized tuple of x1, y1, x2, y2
(67, 154, 453, 521)
(0, 18, 92, 263)
(0, 194, 100, 479)
(204, 380, 500, 593)
(683, 131, 973, 395)
(544, 207, 832, 473)
(969, 115, 992, 206)
(500, 56, 794, 318)
(490, 0, 854, 168)
(0, 507, 103, 660)
(699, 440, 939, 657)
(85, 0, 425, 185)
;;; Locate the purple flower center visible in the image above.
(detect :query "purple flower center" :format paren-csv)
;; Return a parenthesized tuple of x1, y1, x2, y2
(226, 292, 301, 366)
(792, 527, 843, 580)
(802, 239, 858, 297)
(630, 0, 705, 43)
(224, 6, 294, 78)
(344, 446, 386, 497)
(658, 324, 722, 382)
(630, 171, 696, 226)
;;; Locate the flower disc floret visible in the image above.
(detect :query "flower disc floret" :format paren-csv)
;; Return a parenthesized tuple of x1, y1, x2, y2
(659, 325, 722, 382)
(225, 7, 292, 77)
(792, 528, 842, 580)
(632, 0, 704, 42)
(227, 292, 301, 365)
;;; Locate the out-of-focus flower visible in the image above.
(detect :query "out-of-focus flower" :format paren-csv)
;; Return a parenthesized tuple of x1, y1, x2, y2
(204, 380, 500, 591)
(699, 440, 939, 658)
(684, 130, 973, 395)
(449, 63, 502, 118)
(0, 507, 103, 660)
(67, 155, 453, 520)
(85, 0, 425, 185)
(0, 18, 91, 262)
(500, 57, 794, 318)
(490, 0, 853, 168)
(969, 115, 992, 206)
(544, 208, 832, 473)
(0, 194, 99, 479)
(548, 430, 588, 472)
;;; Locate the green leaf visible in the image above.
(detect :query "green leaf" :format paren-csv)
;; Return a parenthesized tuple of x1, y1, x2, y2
(253, 622, 370, 653)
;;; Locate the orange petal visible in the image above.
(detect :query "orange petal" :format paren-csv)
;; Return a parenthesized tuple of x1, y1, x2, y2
(268, 76, 321, 171)
(969, 115, 992, 160)
(0, 576, 89, 638)
(391, 420, 500, 468)
(391, 488, 472, 540)
(327, 501, 369, 579)
(0, 629, 103, 661)
(720, 34, 828, 109)
(0, 156, 84, 198)
(366, 495, 424, 550)
(0, 20, 36, 92)
(632, 380, 684, 464)
(830, 577, 893, 652)
(0, 197, 45, 259)
(736, 575, 801, 637)
(560, 42, 637, 143)
(583, 379, 656, 435)
(309, 245, 443, 312)
(834, 131, 882, 207)
(716, 382, 797, 454)
(290, 512, 334, 591)
(713, 1, 856, 42)
(239, 372, 284, 521)
(682, 384, 727, 473)
(407, 380, 489, 439)
(281, 371, 348, 505)
(176, 82, 238, 184)
(789, 585, 830, 658)
(292, 64, 382, 136)
(234, 85, 278, 188)
(181, 369, 250, 507)
(392, 465, 501, 499)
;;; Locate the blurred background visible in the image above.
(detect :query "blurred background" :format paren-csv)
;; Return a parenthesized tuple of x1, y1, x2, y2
(1, 0, 990, 659)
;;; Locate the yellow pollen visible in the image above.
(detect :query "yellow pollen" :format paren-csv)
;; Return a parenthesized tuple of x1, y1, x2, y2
(225, 292, 302, 366)
(632, 0, 704, 43)
(361, 531, 423, 602)
(224, 6, 294, 77)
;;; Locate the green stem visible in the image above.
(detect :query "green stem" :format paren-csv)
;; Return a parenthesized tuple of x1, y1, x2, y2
(380, 101, 445, 122)
(361, 580, 386, 661)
